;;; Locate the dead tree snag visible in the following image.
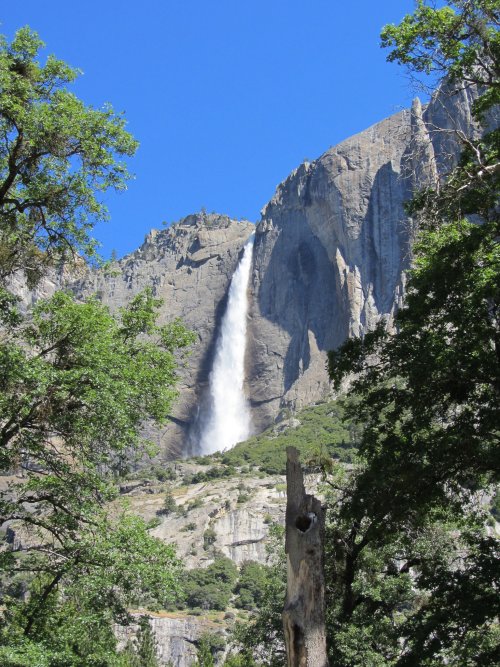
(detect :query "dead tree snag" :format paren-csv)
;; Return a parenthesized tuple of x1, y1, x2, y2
(283, 446, 329, 667)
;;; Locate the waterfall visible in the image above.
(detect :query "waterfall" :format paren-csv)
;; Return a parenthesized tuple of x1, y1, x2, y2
(199, 233, 255, 454)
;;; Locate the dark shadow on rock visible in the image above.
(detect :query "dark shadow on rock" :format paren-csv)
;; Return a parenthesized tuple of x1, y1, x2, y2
(256, 217, 341, 394)
(253, 157, 413, 408)
(361, 161, 411, 316)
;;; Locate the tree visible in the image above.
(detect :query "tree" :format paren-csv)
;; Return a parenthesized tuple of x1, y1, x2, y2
(222, 655, 257, 667)
(0, 26, 138, 286)
(196, 634, 215, 667)
(325, 1, 499, 664)
(158, 489, 177, 516)
(182, 556, 238, 611)
(233, 561, 269, 610)
(135, 616, 160, 667)
(331, 0, 500, 513)
(0, 514, 180, 666)
(0, 288, 194, 541)
(0, 300, 187, 644)
(0, 27, 195, 665)
(229, 524, 287, 667)
(196, 633, 226, 667)
(381, 0, 500, 116)
(0, 289, 193, 662)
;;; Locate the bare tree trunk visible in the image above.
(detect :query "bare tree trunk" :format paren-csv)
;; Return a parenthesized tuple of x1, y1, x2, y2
(283, 446, 329, 667)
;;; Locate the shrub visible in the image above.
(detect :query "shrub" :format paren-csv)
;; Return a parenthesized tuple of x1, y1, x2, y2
(182, 557, 238, 611)
(157, 490, 176, 516)
(181, 522, 197, 532)
(189, 465, 238, 484)
(176, 506, 188, 518)
(219, 399, 358, 474)
(188, 497, 204, 510)
(203, 528, 217, 550)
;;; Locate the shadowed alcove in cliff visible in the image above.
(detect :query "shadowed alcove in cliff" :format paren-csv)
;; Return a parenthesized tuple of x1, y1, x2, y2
(360, 160, 411, 319)
(254, 218, 341, 395)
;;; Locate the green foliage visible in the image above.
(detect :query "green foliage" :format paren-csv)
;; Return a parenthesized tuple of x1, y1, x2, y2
(0, 27, 194, 667)
(229, 525, 287, 667)
(0, 627, 132, 667)
(0, 27, 138, 285)
(233, 561, 269, 610)
(0, 513, 180, 665)
(0, 288, 194, 546)
(222, 654, 257, 667)
(203, 527, 217, 550)
(158, 490, 177, 516)
(184, 496, 204, 512)
(195, 634, 215, 667)
(0, 288, 192, 662)
(221, 400, 358, 474)
(196, 633, 226, 666)
(181, 521, 197, 532)
(187, 464, 238, 484)
(134, 616, 159, 667)
(323, 2, 500, 664)
(181, 557, 238, 611)
(130, 463, 177, 483)
(381, 1, 500, 116)
(223, 650, 257, 667)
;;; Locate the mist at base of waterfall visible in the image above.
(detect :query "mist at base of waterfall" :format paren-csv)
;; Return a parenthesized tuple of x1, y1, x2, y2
(199, 233, 255, 454)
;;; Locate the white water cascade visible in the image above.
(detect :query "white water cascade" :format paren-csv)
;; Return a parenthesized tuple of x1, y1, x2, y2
(199, 233, 255, 454)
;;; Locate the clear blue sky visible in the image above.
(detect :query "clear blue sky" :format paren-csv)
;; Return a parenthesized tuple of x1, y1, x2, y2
(2, 1, 419, 258)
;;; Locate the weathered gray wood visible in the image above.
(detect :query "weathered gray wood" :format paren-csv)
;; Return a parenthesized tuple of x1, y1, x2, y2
(283, 446, 329, 667)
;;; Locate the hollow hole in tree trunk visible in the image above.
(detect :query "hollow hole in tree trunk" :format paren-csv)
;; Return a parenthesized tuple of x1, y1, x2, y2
(293, 623, 304, 654)
(295, 513, 316, 533)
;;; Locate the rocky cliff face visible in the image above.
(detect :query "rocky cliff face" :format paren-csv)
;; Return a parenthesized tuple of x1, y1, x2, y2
(116, 612, 224, 667)
(33, 86, 478, 456)
(245, 86, 481, 430)
(71, 213, 255, 456)
(247, 109, 413, 428)
(120, 462, 285, 568)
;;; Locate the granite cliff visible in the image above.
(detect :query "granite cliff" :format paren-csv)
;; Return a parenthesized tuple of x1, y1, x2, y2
(70, 213, 255, 456)
(246, 83, 483, 430)
(22, 85, 480, 457)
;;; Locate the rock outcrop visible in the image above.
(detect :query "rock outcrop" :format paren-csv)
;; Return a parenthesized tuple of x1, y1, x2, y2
(121, 462, 285, 568)
(245, 85, 482, 429)
(72, 213, 255, 457)
(116, 612, 225, 667)
(13, 86, 482, 456)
